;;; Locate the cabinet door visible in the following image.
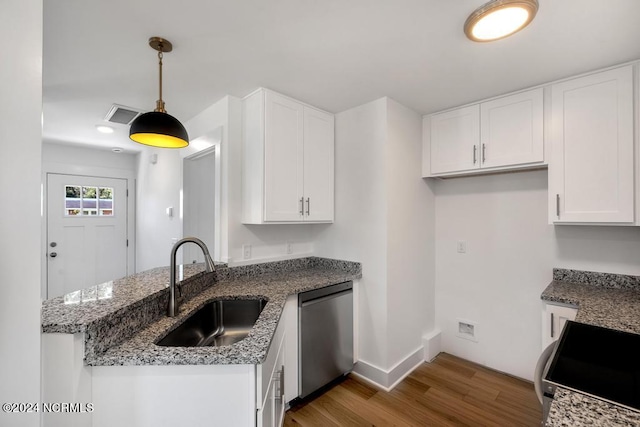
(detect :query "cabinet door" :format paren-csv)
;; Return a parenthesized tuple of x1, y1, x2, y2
(429, 105, 480, 174)
(273, 351, 285, 426)
(257, 320, 285, 427)
(303, 107, 334, 222)
(264, 91, 304, 222)
(256, 382, 273, 427)
(550, 66, 634, 224)
(480, 88, 543, 169)
(542, 303, 577, 350)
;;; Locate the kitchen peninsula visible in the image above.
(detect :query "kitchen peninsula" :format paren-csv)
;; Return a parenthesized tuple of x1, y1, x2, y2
(41, 257, 361, 427)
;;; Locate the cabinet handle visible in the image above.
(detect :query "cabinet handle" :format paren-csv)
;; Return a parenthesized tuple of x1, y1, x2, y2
(473, 145, 477, 164)
(274, 366, 284, 402)
(280, 366, 285, 401)
(482, 143, 486, 163)
(550, 313, 555, 338)
(299, 197, 304, 216)
(556, 194, 560, 218)
(306, 198, 310, 216)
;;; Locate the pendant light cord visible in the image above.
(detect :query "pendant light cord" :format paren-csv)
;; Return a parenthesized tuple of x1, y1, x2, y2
(155, 50, 166, 113)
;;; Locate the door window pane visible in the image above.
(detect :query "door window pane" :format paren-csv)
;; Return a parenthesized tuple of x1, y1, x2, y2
(65, 185, 115, 217)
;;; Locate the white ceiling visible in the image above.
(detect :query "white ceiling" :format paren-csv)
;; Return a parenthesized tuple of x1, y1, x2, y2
(43, 0, 640, 152)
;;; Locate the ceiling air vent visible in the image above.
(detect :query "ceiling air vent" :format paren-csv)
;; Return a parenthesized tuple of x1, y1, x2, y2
(104, 104, 144, 125)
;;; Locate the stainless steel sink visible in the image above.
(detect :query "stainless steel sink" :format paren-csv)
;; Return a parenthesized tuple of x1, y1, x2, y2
(156, 298, 267, 347)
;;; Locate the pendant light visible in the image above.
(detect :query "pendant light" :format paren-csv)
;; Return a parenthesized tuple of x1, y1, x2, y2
(464, 0, 539, 42)
(129, 37, 189, 148)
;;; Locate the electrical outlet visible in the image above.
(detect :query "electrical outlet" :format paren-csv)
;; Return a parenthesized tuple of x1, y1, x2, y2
(286, 242, 293, 254)
(457, 241, 467, 253)
(242, 244, 251, 260)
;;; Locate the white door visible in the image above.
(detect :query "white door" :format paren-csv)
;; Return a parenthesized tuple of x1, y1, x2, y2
(550, 66, 634, 223)
(264, 90, 304, 222)
(429, 105, 480, 174)
(183, 149, 216, 264)
(47, 174, 128, 299)
(480, 88, 543, 168)
(303, 106, 334, 222)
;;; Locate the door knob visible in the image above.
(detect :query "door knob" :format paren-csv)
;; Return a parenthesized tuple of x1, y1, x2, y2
(50, 242, 57, 247)
(50, 252, 57, 258)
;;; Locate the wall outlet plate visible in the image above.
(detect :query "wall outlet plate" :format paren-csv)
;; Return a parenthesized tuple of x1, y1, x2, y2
(286, 242, 293, 254)
(242, 244, 251, 260)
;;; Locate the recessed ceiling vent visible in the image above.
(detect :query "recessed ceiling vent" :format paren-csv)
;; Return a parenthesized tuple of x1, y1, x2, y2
(104, 104, 144, 125)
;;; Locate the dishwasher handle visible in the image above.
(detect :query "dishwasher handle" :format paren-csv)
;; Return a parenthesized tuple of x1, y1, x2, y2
(299, 281, 352, 305)
(300, 288, 352, 308)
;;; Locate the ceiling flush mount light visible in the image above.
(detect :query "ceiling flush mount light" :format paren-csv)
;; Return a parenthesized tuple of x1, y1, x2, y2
(464, 0, 539, 42)
(96, 125, 114, 134)
(129, 37, 189, 148)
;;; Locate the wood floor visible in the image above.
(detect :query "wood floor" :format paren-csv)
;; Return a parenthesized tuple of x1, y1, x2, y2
(284, 353, 542, 426)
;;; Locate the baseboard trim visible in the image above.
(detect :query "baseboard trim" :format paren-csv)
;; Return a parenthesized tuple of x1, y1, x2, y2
(422, 329, 441, 362)
(352, 346, 425, 391)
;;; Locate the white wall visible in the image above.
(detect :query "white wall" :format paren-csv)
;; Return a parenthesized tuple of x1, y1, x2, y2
(386, 99, 435, 366)
(315, 98, 389, 369)
(135, 148, 183, 272)
(314, 98, 435, 384)
(42, 142, 137, 172)
(434, 170, 640, 381)
(0, 1, 42, 425)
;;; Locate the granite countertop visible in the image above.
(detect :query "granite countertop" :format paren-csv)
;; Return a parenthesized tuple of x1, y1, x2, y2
(42, 257, 361, 367)
(541, 268, 640, 426)
(42, 263, 217, 334)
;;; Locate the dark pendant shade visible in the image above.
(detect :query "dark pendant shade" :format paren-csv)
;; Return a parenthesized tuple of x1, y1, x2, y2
(129, 111, 189, 148)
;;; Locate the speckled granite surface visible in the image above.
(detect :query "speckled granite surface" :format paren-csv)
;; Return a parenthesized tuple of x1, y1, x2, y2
(547, 388, 640, 427)
(542, 269, 640, 426)
(553, 268, 640, 290)
(42, 257, 361, 366)
(42, 263, 222, 334)
(543, 269, 640, 334)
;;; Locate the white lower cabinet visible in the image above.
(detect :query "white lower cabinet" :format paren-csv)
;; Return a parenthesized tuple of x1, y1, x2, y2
(541, 302, 578, 350)
(43, 312, 289, 427)
(257, 319, 286, 427)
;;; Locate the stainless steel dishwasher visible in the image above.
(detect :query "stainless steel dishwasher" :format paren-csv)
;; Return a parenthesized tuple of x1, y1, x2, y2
(298, 281, 353, 398)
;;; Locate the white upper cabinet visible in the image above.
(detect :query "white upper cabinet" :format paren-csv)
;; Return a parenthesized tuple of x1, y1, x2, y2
(264, 91, 304, 222)
(480, 88, 543, 169)
(429, 105, 480, 174)
(303, 106, 334, 222)
(549, 65, 634, 224)
(425, 88, 544, 177)
(242, 88, 334, 224)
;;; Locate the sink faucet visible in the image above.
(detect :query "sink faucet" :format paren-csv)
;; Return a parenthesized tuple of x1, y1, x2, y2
(168, 237, 215, 317)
